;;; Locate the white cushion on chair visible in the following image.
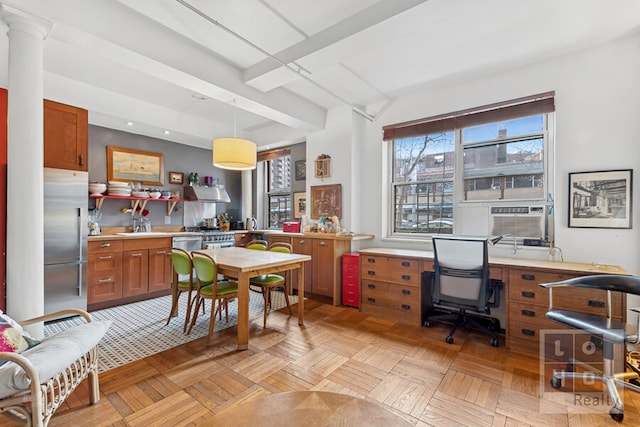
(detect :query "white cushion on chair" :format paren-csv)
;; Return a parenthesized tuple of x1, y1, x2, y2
(0, 320, 111, 399)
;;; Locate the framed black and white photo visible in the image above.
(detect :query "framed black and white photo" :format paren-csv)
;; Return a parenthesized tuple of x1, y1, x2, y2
(568, 169, 632, 229)
(294, 160, 306, 180)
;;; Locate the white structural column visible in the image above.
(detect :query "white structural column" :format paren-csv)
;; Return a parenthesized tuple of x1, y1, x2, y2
(2, 8, 51, 336)
(241, 170, 252, 227)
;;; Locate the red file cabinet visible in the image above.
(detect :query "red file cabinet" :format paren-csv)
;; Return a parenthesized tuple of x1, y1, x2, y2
(342, 253, 360, 308)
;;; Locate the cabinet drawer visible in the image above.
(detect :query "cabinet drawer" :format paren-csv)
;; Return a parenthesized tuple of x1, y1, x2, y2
(361, 281, 419, 309)
(89, 240, 123, 254)
(361, 256, 421, 284)
(361, 301, 421, 325)
(508, 269, 576, 305)
(509, 301, 549, 325)
(124, 237, 172, 250)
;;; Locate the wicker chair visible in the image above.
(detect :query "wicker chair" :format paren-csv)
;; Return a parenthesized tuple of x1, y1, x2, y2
(0, 309, 111, 427)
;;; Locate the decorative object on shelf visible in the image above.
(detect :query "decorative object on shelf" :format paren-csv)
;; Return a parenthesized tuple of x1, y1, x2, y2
(169, 171, 183, 185)
(568, 169, 632, 229)
(293, 192, 306, 218)
(310, 184, 341, 219)
(188, 172, 199, 186)
(213, 99, 257, 170)
(107, 146, 164, 186)
(295, 160, 306, 180)
(314, 154, 331, 178)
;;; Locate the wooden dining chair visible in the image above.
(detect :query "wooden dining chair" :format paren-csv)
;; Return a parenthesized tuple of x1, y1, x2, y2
(245, 239, 268, 250)
(166, 247, 198, 332)
(188, 251, 239, 344)
(249, 242, 293, 327)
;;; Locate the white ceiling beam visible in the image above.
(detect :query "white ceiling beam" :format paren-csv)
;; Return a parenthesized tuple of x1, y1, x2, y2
(243, 0, 430, 91)
(14, 0, 327, 131)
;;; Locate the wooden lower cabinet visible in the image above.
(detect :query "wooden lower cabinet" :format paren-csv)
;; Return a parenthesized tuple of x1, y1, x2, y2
(87, 240, 123, 304)
(359, 254, 423, 325)
(123, 238, 171, 297)
(235, 232, 253, 247)
(88, 237, 171, 310)
(292, 236, 351, 304)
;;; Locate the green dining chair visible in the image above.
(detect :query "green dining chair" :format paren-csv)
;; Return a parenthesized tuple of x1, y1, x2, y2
(249, 242, 293, 327)
(166, 248, 198, 332)
(245, 239, 268, 250)
(188, 251, 239, 344)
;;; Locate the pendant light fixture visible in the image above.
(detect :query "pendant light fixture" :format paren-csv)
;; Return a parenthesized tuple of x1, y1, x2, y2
(213, 100, 257, 170)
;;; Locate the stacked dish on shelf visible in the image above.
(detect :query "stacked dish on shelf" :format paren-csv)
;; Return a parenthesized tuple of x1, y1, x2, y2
(107, 181, 132, 196)
(131, 190, 150, 198)
(88, 182, 107, 195)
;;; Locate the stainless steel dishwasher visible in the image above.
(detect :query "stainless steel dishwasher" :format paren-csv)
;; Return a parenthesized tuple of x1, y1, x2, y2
(171, 234, 202, 281)
(172, 234, 203, 252)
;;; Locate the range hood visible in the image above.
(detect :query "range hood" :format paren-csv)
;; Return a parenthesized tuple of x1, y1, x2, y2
(183, 185, 230, 203)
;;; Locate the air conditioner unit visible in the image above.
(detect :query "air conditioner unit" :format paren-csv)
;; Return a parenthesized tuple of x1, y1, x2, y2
(489, 205, 546, 240)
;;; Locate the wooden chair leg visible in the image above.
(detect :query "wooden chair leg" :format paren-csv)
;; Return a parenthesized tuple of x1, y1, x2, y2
(166, 289, 181, 326)
(187, 297, 203, 335)
(207, 298, 219, 346)
(282, 287, 292, 314)
(263, 287, 270, 328)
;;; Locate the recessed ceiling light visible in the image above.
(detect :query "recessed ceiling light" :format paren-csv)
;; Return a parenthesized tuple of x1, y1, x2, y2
(164, 130, 170, 135)
(126, 121, 133, 126)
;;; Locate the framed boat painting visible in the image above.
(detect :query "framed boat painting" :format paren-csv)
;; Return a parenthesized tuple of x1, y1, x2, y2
(107, 146, 164, 186)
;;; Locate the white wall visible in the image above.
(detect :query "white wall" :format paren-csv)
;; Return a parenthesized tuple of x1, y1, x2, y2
(350, 33, 640, 315)
(306, 105, 354, 231)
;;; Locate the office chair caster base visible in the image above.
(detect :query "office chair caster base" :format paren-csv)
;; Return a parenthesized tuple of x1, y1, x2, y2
(609, 407, 623, 422)
(490, 337, 499, 347)
(445, 335, 454, 344)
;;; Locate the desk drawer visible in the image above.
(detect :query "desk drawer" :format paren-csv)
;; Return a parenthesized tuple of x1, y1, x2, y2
(361, 280, 420, 314)
(361, 256, 421, 284)
(361, 301, 421, 325)
(509, 301, 549, 325)
(509, 269, 578, 305)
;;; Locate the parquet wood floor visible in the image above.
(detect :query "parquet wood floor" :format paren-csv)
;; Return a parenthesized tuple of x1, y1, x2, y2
(5, 300, 640, 426)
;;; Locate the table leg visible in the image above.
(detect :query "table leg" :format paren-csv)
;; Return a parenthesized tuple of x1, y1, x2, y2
(237, 271, 249, 350)
(297, 263, 305, 325)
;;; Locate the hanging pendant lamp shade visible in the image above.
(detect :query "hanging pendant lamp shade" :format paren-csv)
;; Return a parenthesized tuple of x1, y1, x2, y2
(213, 99, 257, 170)
(213, 137, 256, 170)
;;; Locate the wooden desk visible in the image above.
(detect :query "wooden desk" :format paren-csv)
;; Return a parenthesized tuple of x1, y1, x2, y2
(358, 247, 629, 356)
(196, 247, 311, 350)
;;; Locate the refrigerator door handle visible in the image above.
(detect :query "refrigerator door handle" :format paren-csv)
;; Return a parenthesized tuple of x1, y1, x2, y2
(77, 261, 83, 297)
(78, 207, 84, 261)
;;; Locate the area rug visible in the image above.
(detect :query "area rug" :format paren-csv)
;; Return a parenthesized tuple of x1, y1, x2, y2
(44, 291, 296, 372)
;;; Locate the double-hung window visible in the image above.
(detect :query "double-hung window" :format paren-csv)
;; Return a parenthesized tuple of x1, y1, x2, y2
(259, 148, 292, 228)
(384, 92, 555, 240)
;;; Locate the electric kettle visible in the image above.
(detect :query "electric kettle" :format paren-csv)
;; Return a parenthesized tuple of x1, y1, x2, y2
(246, 217, 257, 231)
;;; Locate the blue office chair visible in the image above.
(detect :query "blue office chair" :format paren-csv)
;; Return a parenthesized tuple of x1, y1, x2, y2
(540, 274, 640, 422)
(424, 236, 501, 346)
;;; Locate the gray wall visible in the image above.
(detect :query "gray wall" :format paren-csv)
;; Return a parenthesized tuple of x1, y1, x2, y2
(88, 125, 241, 228)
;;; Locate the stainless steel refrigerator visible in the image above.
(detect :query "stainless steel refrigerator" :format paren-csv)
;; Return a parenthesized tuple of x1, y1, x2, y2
(44, 167, 88, 313)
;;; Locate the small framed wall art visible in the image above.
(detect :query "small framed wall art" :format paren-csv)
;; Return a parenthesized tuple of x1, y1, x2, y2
(169, 171, 184, 185)
(294, 160, 306, 180)
(293, 192, 306, 218)
(568, 169, 632, 229)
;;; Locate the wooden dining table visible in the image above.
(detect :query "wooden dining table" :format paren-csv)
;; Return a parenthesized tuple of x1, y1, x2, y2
(194, 247, 311, 350)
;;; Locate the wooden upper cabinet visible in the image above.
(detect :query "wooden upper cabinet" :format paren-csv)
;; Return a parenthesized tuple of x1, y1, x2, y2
(44, 99, 88, 171)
